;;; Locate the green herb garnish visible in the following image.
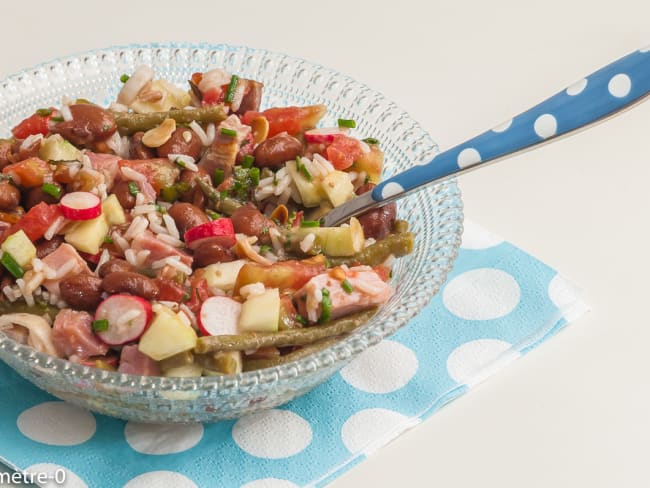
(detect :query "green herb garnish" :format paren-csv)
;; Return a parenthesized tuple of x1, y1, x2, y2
(337, 118, 356, 128)
(92, 319, 109, 332)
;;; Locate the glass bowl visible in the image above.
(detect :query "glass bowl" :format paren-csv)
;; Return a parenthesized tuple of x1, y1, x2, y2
(0, 43, 463, 423)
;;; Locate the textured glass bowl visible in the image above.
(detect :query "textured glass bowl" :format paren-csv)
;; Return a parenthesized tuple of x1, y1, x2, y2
(0, 43, 463, 423)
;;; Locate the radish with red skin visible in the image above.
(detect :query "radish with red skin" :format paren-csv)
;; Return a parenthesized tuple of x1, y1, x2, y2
(199, 296, 241, 336)
(184, 218, 235, 250)
(94, 294, 152, 345)
(304, 127, 349, 144)
(60, 191, 102, 220)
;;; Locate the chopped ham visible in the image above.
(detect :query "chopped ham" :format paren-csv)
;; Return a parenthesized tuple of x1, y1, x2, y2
(131, 230, 193, 268)
(41, 243, 91, 296)
(118, 345, 160, 376)
(87, 152, 120, 190)
(52, 309, 109, 359)
(295, 266, 393, 323)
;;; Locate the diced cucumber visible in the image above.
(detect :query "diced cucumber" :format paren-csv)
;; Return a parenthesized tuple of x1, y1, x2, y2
(101, 194, 126, 226)
(163, 363, 203, 378)
(321, 170, 354, 207)
(39, 134, 82, 162)
(203, 260, 246, 292)
(138, 306, 197, 361)
(286, 160, 322, 207)
(239, 288, 280, 333)
(1, 230, 36, 268)
(64, 215, 109, 255)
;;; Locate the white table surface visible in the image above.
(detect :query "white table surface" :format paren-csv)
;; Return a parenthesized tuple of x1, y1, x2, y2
(1, 0, 649, 486)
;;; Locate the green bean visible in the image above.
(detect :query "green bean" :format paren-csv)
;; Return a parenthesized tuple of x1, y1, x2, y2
(194, 308, 376, 353)
(196, 351, 242, 374)
(0, 299, 59, 318)
(243, 337, 343, 371)
(113, 106, 227, 135)
(196, 178, 242, 216)
(328, 232, 415, 267)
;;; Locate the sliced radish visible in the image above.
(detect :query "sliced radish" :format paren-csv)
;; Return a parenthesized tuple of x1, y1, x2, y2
(184, 218, 236, 250)
(199, 296, 241, 336)
(94, 294, 152, 345)
(304, 127, 349, 144)
(60, 191, 102, 220)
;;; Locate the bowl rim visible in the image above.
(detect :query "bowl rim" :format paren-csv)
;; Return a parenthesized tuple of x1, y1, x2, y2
(0, 41, 463, 395)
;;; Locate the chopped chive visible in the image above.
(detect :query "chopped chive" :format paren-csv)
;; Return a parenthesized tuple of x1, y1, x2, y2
(241, 154, 255, 168)
(259, 244, 272, 254)
(296, 158, 312, 181)
(341, 279, 354, 294)
(0, 252, 24, 279)
(300, 220, 320, 228)
(225, 74, 239, 103)
(128, 181, 140, 196)
(155, 204, 166, 214)
(249, 167, 260, 187)
(120, 74, 130, 83)
(295, 314, 307, 326)
(362, 137, 379, 145)
(174, 158, 187, 169)
(103, 235, 114, 244)
(41, 182, 62, 199)
(319, 288, 332, 323)
(214, 168, 225, 186)
(205, 209, 221, 220)
(160, 186, 179, 203)
(220, 127, 237, 137)
(92, 319, 109, 332)
(338, 118, 356, 128)
(50, 116, 64, 122)
(273, 172, 278, 185)
(219, 190, 228, 200)
(36, 108, 52, 117)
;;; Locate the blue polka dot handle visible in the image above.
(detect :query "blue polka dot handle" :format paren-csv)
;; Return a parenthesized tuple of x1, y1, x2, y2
(324, 47, 650, 226)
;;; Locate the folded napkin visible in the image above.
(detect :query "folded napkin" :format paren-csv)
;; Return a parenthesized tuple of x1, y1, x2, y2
(0, 220, 587, 488)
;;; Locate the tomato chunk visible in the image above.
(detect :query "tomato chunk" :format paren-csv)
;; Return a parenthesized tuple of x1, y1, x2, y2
(1, 202, 62, 243)
(11, 112, 52, 139)
(326, 135, 365, 170)
(2, 157, 52, 188)
(242, 105, 327, 138)
(118, 158, 180, 192)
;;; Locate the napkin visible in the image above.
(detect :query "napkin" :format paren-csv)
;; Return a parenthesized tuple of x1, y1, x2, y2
(0, 220, 587, 488)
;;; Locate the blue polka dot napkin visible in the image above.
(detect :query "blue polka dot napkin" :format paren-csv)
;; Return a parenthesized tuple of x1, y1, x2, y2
(0, 220, 587, 488)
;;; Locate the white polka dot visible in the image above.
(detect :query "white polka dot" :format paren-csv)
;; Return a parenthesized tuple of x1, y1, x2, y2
(24, 463, 87, 488)
(491, 118, 512, 133)
(17, 402, 96, 446)
(534, 113, 557, 139)
(241, 479, 300, 488)
(340, 340, 418, 394)
(608, 73, 631, 97)
(457, 147, 481, 169)
(380, 181, 404, 199)
(460, 220, 504, 250)
(447, 339, 520, 385)
(124, 471, 197, 488)
(548, 273, 579, 310)
(232, 409, 312, 459)
(566, 78, 588, 96)
(125, 422, 204, 455)
(443, 268, 520, 320)
(341, 408, 417, 455)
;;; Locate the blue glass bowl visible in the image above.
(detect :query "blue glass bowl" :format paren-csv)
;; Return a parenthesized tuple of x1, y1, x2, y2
(0, 43, 463, 422)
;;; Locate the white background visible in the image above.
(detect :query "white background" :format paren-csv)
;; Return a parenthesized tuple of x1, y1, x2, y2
(1, 1, 649, 487)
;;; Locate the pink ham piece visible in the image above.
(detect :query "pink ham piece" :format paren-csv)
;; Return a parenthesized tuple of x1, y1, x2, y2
(52, 309, 109, 359)
(118, 345, 161, 376)
(86, 152, 120, 190)
(131, 230, 193, 268)
(295, 266, 393, 323)
(41, 243, 92, 296)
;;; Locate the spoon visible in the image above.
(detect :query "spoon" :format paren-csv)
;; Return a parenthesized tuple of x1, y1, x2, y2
(322, 46, 650, 227)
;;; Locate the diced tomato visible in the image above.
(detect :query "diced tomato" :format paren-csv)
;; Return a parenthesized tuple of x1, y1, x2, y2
(2, 157, 52, 188)
(155, 278, 188, 303)
(201, 86, 226, 106)
(11, 112, 52, 139)
(373, 265, 391, 282)
(185, 277, 211, 315)
(241, 105, 327, 138)
(326, 135, 365, 170)
(118, 158, 180, 192)
(1, 202, 62, 243)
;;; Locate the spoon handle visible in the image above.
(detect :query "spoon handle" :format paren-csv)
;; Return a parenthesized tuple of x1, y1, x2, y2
(324, 47, 650, 226)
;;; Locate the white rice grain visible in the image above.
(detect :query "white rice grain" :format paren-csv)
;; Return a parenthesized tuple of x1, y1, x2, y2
(273, 174, 292, 196)
(124, 216, 148, 240)
(95, 250, 111, 275)
(156, 233, 184, 248)
(132, 204, 157, 216)
(162, 256, 192, 275)
(240, 282, 266, 299)
(300, 233, 316, 253)
(162, 214, 180, 239)
(32, 258, 43, 273)
(44, 216, 66, 241)
(179, 304, 198, 329)
(60, 104, 73, 121)
(121, 166, 147, 183)
(53, 260, 77, 280)
(135, 250, 151, 268)
(112, 232, 129, 252)
(205, 123, 216, 145)
(168, 154, 198, 172)
(124, 249, 138, 267)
